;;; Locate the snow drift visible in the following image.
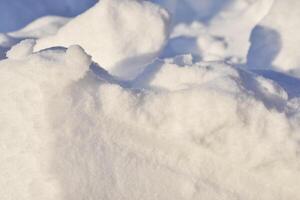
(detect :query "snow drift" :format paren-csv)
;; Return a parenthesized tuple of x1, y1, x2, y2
(2, 40, 300, 199)
(1, 0, 300, 199)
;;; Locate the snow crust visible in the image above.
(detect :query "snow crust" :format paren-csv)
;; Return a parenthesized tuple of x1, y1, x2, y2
(1, 0, 300, 199)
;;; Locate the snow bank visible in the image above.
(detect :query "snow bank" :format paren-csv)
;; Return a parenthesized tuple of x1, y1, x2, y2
(2, 39, 300, 199)
(35, 0, 170, 80)
(2, 0, 300, 199)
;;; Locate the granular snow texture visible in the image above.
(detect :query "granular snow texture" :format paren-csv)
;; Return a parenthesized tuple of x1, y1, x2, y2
(1, 0, 300, 199)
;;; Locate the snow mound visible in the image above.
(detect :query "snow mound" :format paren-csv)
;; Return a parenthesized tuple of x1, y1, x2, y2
(2, 0, 300, 199)
(247, 0, 300, 74)
(35, 0, 170, 80)
(159, 0, 274, 62)
(207, 0, 274, 59)
(164, 22, 228, 61)
(2, 41, 300, 198)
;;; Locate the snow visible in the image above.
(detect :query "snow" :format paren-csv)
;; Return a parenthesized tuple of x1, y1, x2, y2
(35, 0, 170, 80)
(0, 16, 69, 60)
(207, 0, 274, 60)
(247, 0, 300, 74)
(155, 0, 275, 61)
(1, 0, 300, 199)
(6, 39, 36, 59)
(8, 16, 70, 39)
(0, 0, 97, 32)
(0, 44, 91, 199)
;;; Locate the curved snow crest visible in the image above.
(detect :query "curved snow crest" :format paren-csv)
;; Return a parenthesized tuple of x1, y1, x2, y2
(35, 0, 170, 80)
(6, 41, 91, 84)
(0, 16, 70, 61)
(134, 55, 288, 110)
(8, 16, 70, 39)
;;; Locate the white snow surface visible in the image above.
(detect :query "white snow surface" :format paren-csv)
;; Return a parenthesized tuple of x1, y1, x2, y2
(35, 0, 170, 80)
(1, 0, 300, 199)
(8, 16, 70, 39)
(247, 0, 300, 74)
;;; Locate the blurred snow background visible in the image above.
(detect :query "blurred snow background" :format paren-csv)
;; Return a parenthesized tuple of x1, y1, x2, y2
(0, 0, 97, 32)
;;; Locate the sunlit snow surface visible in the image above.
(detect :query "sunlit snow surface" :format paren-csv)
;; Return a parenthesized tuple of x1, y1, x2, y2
(1, 0, 300, 199)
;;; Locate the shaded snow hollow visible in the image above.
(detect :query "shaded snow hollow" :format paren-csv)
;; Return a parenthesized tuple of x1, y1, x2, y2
(1, 0, 300, 199)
